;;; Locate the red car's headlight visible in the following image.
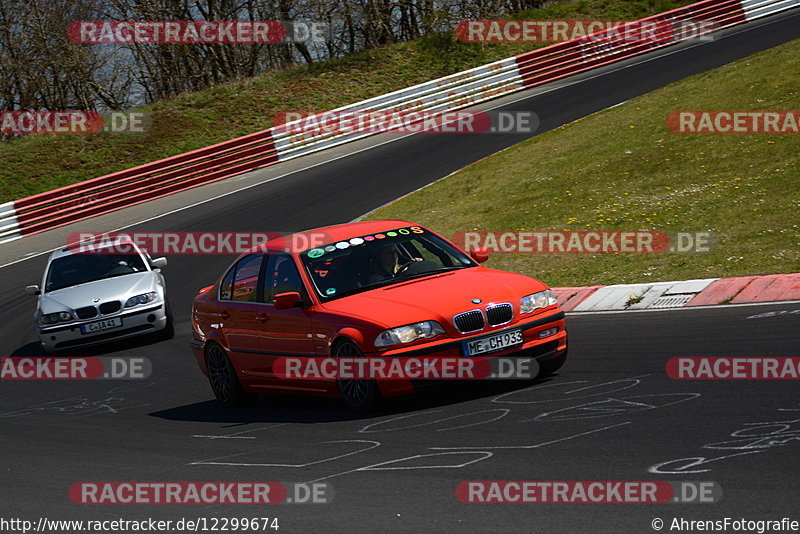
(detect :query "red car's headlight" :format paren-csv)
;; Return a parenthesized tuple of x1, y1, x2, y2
(520, 289, 557, 313)
(374, 321, 446, 347)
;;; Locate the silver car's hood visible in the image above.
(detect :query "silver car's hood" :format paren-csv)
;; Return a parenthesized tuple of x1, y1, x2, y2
(40, 272, 158, 313)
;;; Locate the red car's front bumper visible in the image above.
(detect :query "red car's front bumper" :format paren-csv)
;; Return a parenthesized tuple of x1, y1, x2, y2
(370, 309, 567, 397)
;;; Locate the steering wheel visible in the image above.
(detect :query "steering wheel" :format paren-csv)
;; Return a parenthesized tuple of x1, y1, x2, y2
(395, 259, 420, 276)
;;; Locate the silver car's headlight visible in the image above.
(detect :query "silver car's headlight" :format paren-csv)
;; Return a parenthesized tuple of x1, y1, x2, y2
(124, 291, 158, 308)
(41, 311, 73, 324)
(520, 289, 557, 313)
(375, 321, 446, 347)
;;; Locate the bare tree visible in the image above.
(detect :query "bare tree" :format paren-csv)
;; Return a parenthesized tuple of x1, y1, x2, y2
(0, 0, 567, 129)
(0, 0, 130, 112)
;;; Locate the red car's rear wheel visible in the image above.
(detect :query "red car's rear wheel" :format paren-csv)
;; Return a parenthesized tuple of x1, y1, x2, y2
(206, 343, 246, 408)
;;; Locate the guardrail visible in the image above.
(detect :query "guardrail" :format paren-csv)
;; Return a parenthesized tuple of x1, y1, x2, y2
(0, 0, 796, 245)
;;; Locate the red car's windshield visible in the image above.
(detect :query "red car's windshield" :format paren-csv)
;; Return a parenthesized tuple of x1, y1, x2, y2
(300, 225, 475, 300)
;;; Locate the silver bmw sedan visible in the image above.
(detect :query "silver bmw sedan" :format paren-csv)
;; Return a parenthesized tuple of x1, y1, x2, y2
(26, 242, 172, 353)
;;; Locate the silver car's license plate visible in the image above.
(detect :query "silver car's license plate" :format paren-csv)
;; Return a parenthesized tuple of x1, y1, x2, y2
(80, 317, 123, 334)
(462, 329, 523, 356)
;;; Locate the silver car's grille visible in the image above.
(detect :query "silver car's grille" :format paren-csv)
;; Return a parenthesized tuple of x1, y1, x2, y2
(99, 301, 121, 314)
(75, 306, 98, 319)
(453, 310, 485, 333)
(486, 303, 513, 326)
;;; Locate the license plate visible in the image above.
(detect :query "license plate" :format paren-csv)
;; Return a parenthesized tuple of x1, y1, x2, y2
(80, 317, 123, 334)
(462, 329, 523, 356)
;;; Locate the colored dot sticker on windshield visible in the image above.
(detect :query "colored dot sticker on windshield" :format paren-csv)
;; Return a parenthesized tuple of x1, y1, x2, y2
(375, 233, 386, 239)
(307, 248, 325, 258)
(350, 237, 365, 246)
(398, 228, 410, 235)
(386, 231, 397, 237)
(335, 241, 350, 249)
(364, 235, 375, 241)
(324, 245, 336, 252)
(325, 288, 337, 296)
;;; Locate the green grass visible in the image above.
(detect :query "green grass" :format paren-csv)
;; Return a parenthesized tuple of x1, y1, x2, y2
(0, 0, 693, 202)
(367, 38, 800, 286)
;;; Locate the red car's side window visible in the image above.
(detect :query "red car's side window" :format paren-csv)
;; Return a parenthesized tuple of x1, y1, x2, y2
(266, 254, 305, 302)
(222, 254, 264, 302)
(219, 264, 235, 300)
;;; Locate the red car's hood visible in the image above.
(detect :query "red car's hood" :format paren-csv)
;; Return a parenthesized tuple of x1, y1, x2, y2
(318, 267, 548, 329)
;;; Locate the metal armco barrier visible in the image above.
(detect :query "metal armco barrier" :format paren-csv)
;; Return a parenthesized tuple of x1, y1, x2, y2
(0, 0, 795, 245)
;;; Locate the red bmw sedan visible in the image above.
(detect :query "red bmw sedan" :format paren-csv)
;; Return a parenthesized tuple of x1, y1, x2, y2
(191, 220, 567, 411)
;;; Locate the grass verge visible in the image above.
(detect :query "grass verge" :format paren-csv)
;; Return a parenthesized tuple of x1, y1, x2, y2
(367, 38, 800, 286)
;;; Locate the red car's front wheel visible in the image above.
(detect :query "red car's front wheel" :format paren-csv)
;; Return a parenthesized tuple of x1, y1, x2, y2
(538, 350, 568, 377)
(335, 340, 382, 412)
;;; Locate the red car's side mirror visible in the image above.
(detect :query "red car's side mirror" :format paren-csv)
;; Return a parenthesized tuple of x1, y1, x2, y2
(274, 292, 302, 310)
(469, 247, 490, 264)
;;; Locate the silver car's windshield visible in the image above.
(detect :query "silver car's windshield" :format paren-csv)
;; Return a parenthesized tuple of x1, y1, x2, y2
(45, 253, 148, 292)
(300, 226, 475, 301)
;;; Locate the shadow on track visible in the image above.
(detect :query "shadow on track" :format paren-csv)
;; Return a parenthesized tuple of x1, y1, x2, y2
(10, 331, 175, 357)
(147, 376, 559, 424)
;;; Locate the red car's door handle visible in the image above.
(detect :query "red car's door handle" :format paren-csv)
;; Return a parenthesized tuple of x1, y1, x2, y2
(255, 313, 270, 322)
(219, 309, 230, 319)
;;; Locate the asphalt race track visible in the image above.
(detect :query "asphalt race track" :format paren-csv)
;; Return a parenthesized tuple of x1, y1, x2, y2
(2, 10, 799, 533)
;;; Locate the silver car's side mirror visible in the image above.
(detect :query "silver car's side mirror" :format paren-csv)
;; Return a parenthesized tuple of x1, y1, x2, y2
(151, 257, 168, 269)
(25, 285, 40, 295)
